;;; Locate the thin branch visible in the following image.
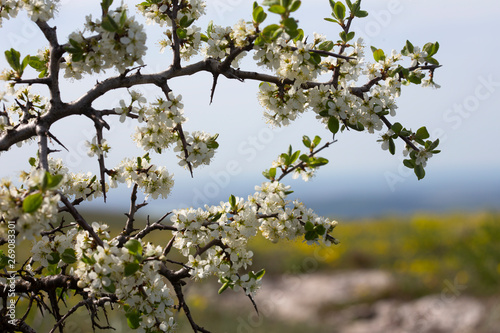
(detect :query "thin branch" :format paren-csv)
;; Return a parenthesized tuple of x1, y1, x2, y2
(172, 281, 211, 333)
(58, 193, 104, 247)
(174, 123, 194, 177)
(276, 140, 336, 182)
(378, 114, 419, 152)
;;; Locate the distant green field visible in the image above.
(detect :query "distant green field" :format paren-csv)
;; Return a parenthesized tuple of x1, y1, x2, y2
(6, 210, 500, 332)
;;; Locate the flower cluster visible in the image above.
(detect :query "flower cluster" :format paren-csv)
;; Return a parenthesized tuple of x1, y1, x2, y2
(67, 224, 177, 332)
(0, 0, 58, 26)
(109, 155, 174, 200)
(203, 20, 255, 67)
(19, 158, 106, 202)
(0, 87, 48, 134)
(137, 0, 206, 27)
(170, 181, 337, 296)
(174, 130, 218, 168)
(132, 92, 185, 153)
(115, 90, 148, 123)
(85, 137, 111, 158)
(159, 24, 203, 61)
(62, 6, 147, 78)
(0, 169, 60, 240)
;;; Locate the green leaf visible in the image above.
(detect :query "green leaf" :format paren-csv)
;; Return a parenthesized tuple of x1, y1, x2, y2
(179, 15, 195, 28)
(347, 121, 365, 131)
(318, 40, 334, 52)
(101, 14, 119, 32)
(388, 138, 396, 155)
(414, 164, 425, 180)
(21, 55, 30, 73)
(252, 6, 267, 23)
(293, 28, 304, 42)
(176, 28, 187, 39)
(355, 10, 368, 18)
(207, 134, 219, 149)
(261, 24, 281, 42)
(304, 230, 317, 241)
(328, 116, 339, 134)
(269, 4, 286, 14)
(373, 48, 385, 62)
(308, 52, 321, 65)
(333, 2, 346, 20)
(218, 281, 231, 294)
(312, 135, 321, 147)
(5, 48, 21, 71)
(403, 159, 415, 169)
(269, 167, 277, 179)
(61, 248, 77, 264)
(0, 251, 9, 270)
(124, 262, 140, 276)
(28, 56, 46, 71)
(103, 281, 116, 294)
(125, 308, 141, 329)
(406, 40, 414, 53)
(47, 252, 60, 265)
(29, 157, 37, 167)
(22, 192, 43, 213)
(302, 135, 311, 148)
(47, 264, 61, 275)
(124, 239, 143, 256)
(324, 17, 339, 23)
(428, 138, 440, 151)
(45, 172, 64, 190)
(254, 269, 266, 279)
(308, 157, 329, 167)
(290, 150, 300, 164)
(101, 0, 114, 14)
(328, 0, 336, 12)
(391, 122, 403, 135)
(229, 194, 236, 208)
(262, 0, 280, 5)
(299, 154, 309, 163)
(81, 254, 96, 265)
(304, 221, 314, 231)
(119, 8, 127, 27)
(314, 224, 326, 235)
(415, 126, 430, 140)
(282, 17, 298, 33)
(425, 57, 439, 65)
(289, 0, 301, 12)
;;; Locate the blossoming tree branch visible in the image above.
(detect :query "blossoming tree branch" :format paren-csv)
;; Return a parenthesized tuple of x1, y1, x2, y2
(0, 0, 441, 332)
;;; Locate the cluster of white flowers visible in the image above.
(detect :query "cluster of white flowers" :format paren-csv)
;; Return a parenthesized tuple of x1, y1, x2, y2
(174, 130, 217, 168)
(85, 137, 110, 158)
(19, 158, 106, 202)
(109, 156, 174, 200)
(137, 0, 206, 27)
(170, 181, 337, 295)
(132, 92, 185, 153)
(0, 0, 58, 26)
(0, 170, 60, 240)
(204, 24, 231, 59)
(62, 7, 147, 78)
(254, 35, 324, 85)
(0, 0, 18, 28)
(169, 25, 203, 60)
(52, 223, 177, 333)
(31, 228, 77, 267)
(115, 90, 148, 123)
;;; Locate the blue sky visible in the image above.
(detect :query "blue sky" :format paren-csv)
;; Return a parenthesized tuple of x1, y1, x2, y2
(1, 0, 499, 217)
